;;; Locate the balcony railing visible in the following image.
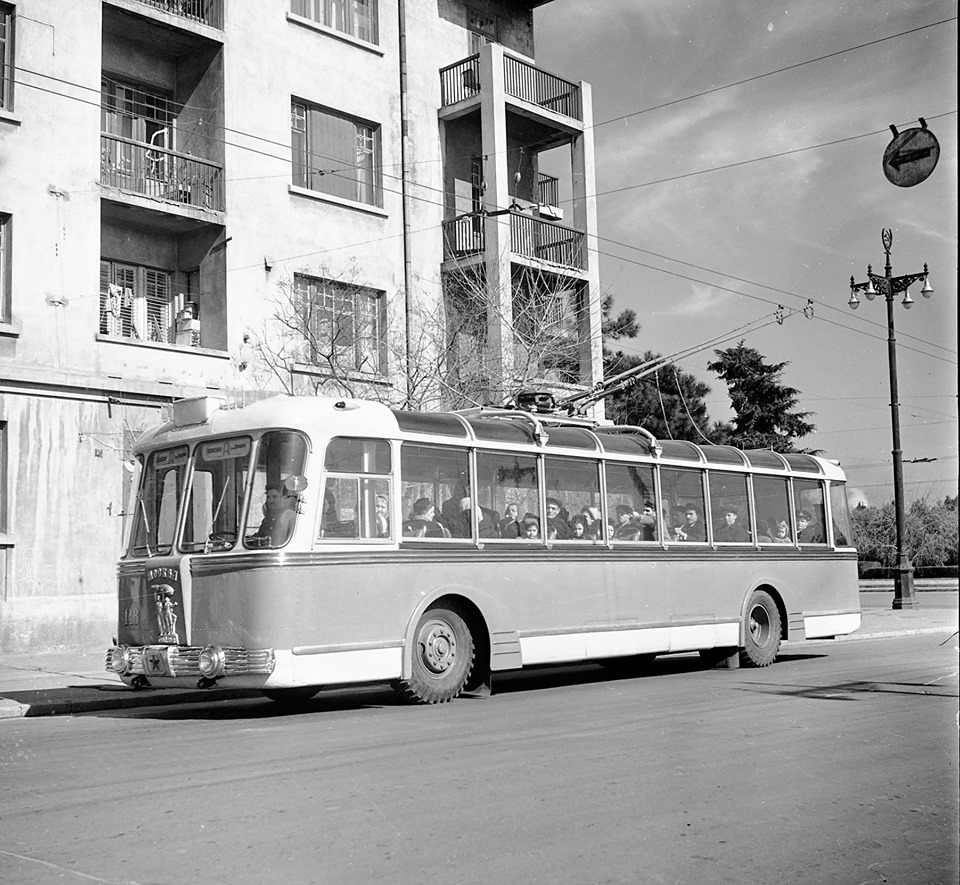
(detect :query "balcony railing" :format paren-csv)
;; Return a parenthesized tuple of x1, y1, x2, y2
(503, 56, 581, 121)
(443, 212, 584, 271)
(439, 54, 582, 123)
(510, 211, 584, 270)
(131, 0, 223, 28)
(100, 134, 224, 212)
(443, 215, 485, 261)
(537, 173, 559, 208)
(439, 55, 481, 107)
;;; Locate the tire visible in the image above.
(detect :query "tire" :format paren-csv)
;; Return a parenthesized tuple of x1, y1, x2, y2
(261, 686, 319, 704)
(397, 605, 475, 704)
(739, 590, 782, 667)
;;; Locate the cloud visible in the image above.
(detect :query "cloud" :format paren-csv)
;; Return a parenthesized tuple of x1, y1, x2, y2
(847, 487, 870, 509)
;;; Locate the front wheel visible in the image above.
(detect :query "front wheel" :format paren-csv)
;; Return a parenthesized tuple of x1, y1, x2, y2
(740, 590, 782, 667)
(397, 605, 475, 704)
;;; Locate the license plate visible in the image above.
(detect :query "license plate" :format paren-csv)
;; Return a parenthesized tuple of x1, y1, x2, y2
(142, 646, 173, 677)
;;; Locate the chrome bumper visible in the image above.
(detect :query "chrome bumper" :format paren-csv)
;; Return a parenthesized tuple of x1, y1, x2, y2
(105, 644, 275, 679)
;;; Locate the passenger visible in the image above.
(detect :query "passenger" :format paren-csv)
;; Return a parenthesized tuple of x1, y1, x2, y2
(498, 503, 523, 538)
(673, 504, 705, 542)
(638, 500, 658, 541)
(522, 516, 541, 539)
(375, 494, 390, 538)
(402, 498, 448, 539)
(614, 504, 640, 540)
(570, 514, 588, 539)
(545, 497, 572, 540)
(797, 509, 824, 543)
(715, 507, 750, 542)
(580, 505, 602, 539)
(768, 517, 792, 544)
(459, 496, 498, 539)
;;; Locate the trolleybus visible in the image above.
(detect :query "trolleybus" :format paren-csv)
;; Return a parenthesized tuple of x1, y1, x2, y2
(106, 394, 860, 703)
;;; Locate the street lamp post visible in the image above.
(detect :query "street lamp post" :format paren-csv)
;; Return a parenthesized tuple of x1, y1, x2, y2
(848, 228, 933, 610)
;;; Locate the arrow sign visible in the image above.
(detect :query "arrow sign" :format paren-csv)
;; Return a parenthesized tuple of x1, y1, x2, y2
(883, 126, 940, 187)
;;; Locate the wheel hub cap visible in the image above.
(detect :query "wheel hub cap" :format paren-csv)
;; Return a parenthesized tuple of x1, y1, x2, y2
(420, 623, 457, 674)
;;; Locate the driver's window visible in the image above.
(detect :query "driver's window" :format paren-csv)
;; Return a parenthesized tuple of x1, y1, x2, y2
(180, 437, 251, 553)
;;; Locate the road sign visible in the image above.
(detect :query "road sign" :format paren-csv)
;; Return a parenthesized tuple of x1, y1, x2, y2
(882, 125, 940, 187)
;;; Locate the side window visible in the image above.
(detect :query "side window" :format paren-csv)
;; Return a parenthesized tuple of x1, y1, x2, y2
(709, 472, 752, 544)
(754, 475, 793, 545)
(399, 444, 468, 540)
(794, 479, 828, 545)
(544, 457, 601, 542)
(476, 451, 540, 540)
(661, 467, 707, 543)
(244, 431, 309, 549)
(182, 438, 251, 553)
(319, 437, 392, 541)
(829, 482, 854, 547)
(604, 462, 657, 542)
(130, 447, 189, 556)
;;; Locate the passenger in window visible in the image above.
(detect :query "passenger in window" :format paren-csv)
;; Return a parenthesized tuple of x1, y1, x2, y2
(402, 498, 449, 539)
(569, 514, 588, 539)
(545, 497, 572, 540)
(580, 506, 602, 539)
(321, 487, 339, 535)
(768, 518, 792, 543)
(253, 484, 297, 546)
(614, 504, 640, 540)
(715, 507, 750, 542)
(522, 516, 541, 539)
(458, 497, 498, 538)
(673, 504, 705, 542)
(797, 510, 824, 543)
(375, 494, 390, 538)
(498, 503, 522, 538)
(639, 501, 658, 541)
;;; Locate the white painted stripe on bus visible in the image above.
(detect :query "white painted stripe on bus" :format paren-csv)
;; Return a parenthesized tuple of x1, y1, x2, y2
(269, 648, 402, 687)
(803, 612, 861, 639)
(519, 623, 739, 665)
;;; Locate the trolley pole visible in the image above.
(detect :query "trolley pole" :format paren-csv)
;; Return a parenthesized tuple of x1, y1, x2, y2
(848, 229, 933, 610)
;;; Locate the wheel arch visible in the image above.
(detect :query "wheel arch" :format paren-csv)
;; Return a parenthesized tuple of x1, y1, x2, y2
(740, 581, 789, 646)
(400, 586, 521, 680)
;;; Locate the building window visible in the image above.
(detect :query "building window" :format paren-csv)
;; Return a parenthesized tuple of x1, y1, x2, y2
(101, 77, 174, 147)
(100, 260, 189, 345)
(0, 419, 7, 533)
(294, 273, 386, 375)
(467, 9, 497, 54)
(291, 0, 378, 44)
(291, 100, 382, 207)
(0, 3, 13, 111)
(0, 213, 10, 324)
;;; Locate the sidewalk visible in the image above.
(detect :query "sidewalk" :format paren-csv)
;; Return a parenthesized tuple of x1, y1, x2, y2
(1, 590, 956, 720)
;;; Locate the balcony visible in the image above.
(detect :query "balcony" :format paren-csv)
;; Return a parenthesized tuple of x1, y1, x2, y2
(440, 53, 582, 124)
(443, 211, 585, 272)
(100, 134, 224, 213)
(128, 0, 223, 29)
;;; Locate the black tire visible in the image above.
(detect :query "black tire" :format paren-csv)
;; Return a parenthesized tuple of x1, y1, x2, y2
(397, 605, 475, 704)
(261, 686, 319, 704)
(739, 590, 782, 667)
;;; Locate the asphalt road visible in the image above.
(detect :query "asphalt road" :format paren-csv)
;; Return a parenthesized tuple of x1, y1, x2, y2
(1, 634, 957, 885)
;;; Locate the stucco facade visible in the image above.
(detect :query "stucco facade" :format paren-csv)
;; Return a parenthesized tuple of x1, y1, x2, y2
(0, 0, 601, 651)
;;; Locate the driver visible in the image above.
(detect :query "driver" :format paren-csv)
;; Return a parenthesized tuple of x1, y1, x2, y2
(252, 484, 297, 546)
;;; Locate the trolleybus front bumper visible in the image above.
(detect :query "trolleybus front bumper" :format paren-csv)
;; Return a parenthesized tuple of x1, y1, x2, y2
(106, 644, 275, 683)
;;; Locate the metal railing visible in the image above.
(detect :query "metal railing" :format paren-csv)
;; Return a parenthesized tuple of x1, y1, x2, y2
(510, 211, 584, 270)
(439, 55, 481, 107)
(442, 216, 485, 261)
(131, 0, 223, 28)
(100, 134, 224, 211)
(503, 55, 581, 121)
(537, 173, 559, 208)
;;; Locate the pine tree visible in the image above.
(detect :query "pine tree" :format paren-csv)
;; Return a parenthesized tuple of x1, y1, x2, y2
(707, 341, 816, 452)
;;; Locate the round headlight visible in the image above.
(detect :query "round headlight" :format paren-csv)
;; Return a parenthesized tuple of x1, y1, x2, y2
(108, 646, 131, 675)
(198, 646, 226, 678)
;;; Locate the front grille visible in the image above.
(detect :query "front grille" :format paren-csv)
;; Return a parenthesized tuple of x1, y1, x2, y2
(107, 645, 275, 677)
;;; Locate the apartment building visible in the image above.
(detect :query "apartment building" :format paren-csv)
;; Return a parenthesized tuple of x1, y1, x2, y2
(0, 0, 601, 651)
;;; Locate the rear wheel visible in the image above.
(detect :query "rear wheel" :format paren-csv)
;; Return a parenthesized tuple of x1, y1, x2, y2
(397, 605, 474, 704)
(740, 590, 781, 667)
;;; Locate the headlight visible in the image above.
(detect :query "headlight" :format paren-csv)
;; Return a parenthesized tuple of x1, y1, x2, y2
(107, 646, 132, 675)
(198, 646, 226, 678)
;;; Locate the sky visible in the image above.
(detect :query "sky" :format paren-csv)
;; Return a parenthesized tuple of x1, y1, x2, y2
(532, 0, 958, 507)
